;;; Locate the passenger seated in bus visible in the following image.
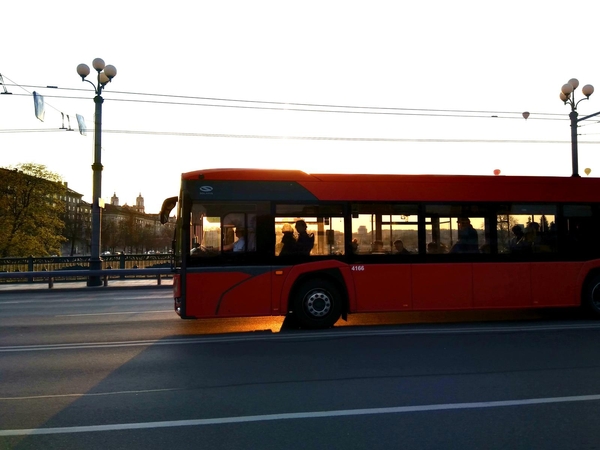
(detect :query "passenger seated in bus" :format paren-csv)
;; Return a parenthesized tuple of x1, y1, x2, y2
(542, 222, 558, 252)
(351, 238, 359, 253)
(427, 241, 448, 254)
(529, 222, 542, 247)
(509, 225, 526, 252)
(295, 220, 314, 255)
(223, 228, 246, 252)
(279, 223, 297, 255)
(371, 240, 385, 253)
(521, 222, 542, 252)
(450, 217, 479, 253)
(393, 239, 410, 254)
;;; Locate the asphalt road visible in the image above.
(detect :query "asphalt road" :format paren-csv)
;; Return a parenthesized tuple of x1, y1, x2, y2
(1, 288, 600, 449)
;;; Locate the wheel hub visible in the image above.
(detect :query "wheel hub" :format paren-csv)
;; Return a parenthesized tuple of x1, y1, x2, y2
(306, 290, 331, 317)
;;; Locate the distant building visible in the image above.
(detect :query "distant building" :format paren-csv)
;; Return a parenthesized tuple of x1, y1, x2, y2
(135, 193, 145, 214)
(61, 182, 92, 256)
(102, 193, 175, 253)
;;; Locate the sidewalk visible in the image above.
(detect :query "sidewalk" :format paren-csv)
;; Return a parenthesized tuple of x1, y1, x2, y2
(0, 278, 172, 293)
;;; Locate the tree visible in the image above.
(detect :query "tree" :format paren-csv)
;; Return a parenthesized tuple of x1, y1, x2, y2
(62, 202, 90, 256)
(155, 224, 175, 252)
(102, 218, 123, 254)
(0, 164, 66, 257)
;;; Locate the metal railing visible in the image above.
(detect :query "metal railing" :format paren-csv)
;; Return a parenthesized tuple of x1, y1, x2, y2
(0, 268, 173, 288)
(0, 254, 174, 288)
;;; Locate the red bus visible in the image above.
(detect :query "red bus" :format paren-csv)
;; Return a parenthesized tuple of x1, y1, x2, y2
(160, 168, 600, 329)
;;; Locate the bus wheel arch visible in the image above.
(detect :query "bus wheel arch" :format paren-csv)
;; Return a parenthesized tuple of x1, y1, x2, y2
(582, 272, 600, 317)
(289, 273, 345, 329)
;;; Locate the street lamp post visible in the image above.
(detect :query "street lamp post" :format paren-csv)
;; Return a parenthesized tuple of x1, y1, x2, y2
(76, 58, 117, 286)
(560, 78, 595, 177)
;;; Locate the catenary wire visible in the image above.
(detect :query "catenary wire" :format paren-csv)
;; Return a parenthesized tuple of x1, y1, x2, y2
(3, 76, 597, 146)
(2, 82, 564, 120)
(1, 128, 600, 145)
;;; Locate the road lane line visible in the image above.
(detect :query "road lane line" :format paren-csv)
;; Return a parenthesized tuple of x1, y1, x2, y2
(2, 322, 600, 353)
(0, 295, 169, 305)
(55, 310, 173, 317)
(2, 393, 600, 436)
(0, 388, 180, 401)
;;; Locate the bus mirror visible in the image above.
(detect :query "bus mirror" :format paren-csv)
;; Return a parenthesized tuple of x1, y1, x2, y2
(159, 196, 178, 224)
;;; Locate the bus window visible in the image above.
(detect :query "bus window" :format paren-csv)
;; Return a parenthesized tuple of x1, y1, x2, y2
(222, 212, 256, 252)
(275, 204, 344, 256)
(497, 204, 557, 254)
(351, 203, 418, 254)
(189, 209, 220, 257)
(564, 204, 595, 254)
(425, 205, 487, 254)
(188, 202, 258, 258)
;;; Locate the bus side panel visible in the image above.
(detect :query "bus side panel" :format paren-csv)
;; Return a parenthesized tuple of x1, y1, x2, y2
(473, 263, 531, 308)
(412, 264, 472, 310)
(531, 262, 582, 307)
(271, 267, 291, 316)
(351, 264, 412, 312)
(185, 270, 272, 318)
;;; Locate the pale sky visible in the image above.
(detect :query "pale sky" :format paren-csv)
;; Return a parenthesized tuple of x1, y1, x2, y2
(2, 1, 600, 213)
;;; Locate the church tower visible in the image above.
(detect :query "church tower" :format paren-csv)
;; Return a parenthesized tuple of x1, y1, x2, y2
(135, 193, 145, 214)
(111, 192, 119, 206)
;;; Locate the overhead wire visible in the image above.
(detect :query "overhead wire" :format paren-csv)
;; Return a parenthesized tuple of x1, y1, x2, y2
(1, 75, 76, 131)
(1, 76, 66, 116)
(2, 81, 565, 120)
(2, 128, 600, 145)
(3, 77, 600, 144)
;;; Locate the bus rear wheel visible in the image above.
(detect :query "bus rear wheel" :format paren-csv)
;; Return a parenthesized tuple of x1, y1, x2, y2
(583, 275, 600, 317)
(293, 279, 342, 329)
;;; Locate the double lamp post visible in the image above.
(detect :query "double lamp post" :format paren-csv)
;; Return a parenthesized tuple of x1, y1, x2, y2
(76, 58, 117, 287)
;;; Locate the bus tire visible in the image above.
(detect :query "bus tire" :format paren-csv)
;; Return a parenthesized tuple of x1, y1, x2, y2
(583, 275, 600, 318)
(293, 278, 342, 329)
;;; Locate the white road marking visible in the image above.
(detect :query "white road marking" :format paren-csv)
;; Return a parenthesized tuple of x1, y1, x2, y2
(0, 295, 167, 305)
(55, 310, 172, 317)
(2, 393, 600, 436)
(0, 388, 179, 401)
(1, 322, 600, 353)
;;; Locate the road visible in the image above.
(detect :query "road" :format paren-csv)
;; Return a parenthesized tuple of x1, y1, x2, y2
(1, 288, 600, 449)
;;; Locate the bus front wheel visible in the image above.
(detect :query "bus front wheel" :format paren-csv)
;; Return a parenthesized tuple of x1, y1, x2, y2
(293, 279, 342, 329)
(583, 275, 600, 317)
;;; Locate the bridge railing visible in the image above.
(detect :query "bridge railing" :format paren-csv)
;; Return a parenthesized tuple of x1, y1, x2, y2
(0, 254, 174, 287)
(0, 268, 173, 288)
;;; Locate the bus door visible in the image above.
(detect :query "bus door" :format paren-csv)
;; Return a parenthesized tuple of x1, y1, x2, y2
(494, 204, 577, 308)
(349, 204, 417, 312)
(418, 205, 488, 310)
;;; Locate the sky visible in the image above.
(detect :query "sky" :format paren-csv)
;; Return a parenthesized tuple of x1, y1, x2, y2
(2, 1, 600, 214)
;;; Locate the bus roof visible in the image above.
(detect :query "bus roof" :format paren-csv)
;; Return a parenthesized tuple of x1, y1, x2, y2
(183, 168, 316, 181)
(181, 168, 600, 203)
